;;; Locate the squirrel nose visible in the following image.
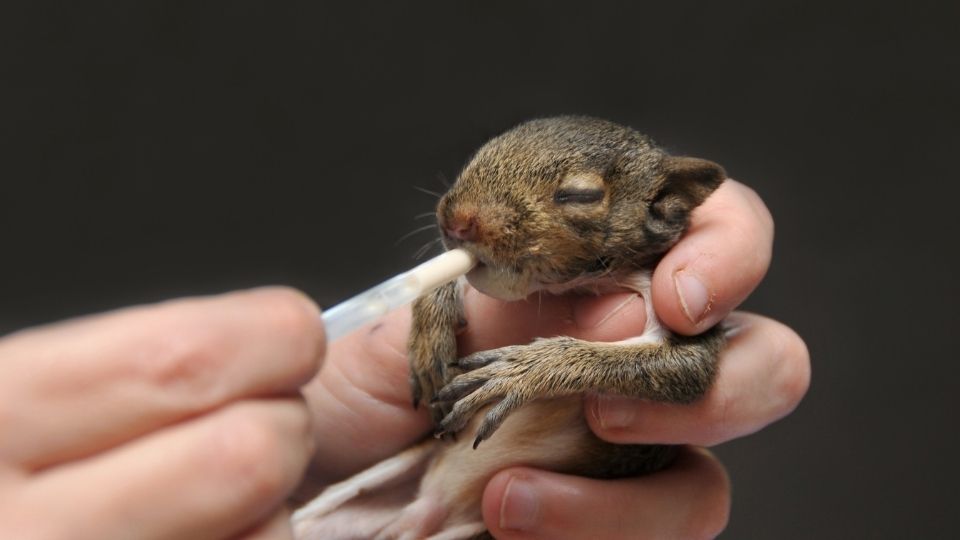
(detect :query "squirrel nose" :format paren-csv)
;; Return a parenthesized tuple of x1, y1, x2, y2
(442, 214, 479, 242)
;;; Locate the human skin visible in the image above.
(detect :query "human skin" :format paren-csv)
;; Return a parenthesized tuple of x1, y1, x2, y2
(0, 181, 807, 539)
(301, 180, 810, 539)
(0, 288, 326, 540)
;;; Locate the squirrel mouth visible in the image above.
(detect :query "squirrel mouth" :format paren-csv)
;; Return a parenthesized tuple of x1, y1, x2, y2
(445, 243, 539, 301)
(464, 260, 534, 301)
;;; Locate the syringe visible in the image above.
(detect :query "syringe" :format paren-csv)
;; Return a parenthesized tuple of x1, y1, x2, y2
(320, 249, 477, 341)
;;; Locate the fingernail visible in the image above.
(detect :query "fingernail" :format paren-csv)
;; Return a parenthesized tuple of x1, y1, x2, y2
(592, 394, 637, 430)
(500, 476, 540, 531)
(675, 271, 712, 324)
(572, 292, 639, 329)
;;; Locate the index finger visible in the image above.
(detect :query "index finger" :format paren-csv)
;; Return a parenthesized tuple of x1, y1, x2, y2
(652, 180, 774, 335)
(0, 287, 325, 470)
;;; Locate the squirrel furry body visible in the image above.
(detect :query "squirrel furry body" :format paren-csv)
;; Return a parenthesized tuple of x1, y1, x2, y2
(294, 117, 727, 539)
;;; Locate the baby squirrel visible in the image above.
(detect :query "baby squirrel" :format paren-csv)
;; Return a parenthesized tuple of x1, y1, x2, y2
(294, 116, 727, 540)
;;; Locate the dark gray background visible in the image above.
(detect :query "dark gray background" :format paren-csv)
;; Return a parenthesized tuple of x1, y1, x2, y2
(1, 1, 957, 538)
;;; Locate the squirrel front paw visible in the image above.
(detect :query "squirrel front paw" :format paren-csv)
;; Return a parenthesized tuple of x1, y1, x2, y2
(409, 330, 458, 425)
(408, 282, 465, 425)
(433, 338, 580, 448)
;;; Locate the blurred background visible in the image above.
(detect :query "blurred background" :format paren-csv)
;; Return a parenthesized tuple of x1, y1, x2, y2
(1, 1, 957, 537)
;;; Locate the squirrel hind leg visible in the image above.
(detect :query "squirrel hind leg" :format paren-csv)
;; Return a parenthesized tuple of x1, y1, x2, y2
(292, 439, 438, 539)
(375, 499, 488, 540)
(292, 437, 486, 540)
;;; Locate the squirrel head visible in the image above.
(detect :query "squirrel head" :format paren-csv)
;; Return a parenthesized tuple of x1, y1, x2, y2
(437, 116, 726, 300)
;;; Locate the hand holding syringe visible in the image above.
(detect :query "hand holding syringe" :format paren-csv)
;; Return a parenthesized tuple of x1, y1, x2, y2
(321, 249, 476, 341)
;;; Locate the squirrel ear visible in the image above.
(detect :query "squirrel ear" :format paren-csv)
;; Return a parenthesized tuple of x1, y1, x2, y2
(650, 156, 726, 224)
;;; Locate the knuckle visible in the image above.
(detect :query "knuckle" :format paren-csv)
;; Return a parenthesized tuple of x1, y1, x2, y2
(134, 328, 223, 405)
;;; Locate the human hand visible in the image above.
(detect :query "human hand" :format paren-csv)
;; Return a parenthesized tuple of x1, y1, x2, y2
(484, 180, 809, 539)
(0, 288, 325, 540)
(299, 180, 808, 539)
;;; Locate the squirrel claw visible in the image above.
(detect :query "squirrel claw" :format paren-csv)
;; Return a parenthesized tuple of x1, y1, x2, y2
(433, 428, 457, 442)
(410, 375, 423, 409)
(471, 393, 521, 448)
(436, 375, 486, 403)
(457, 348, 513, 370)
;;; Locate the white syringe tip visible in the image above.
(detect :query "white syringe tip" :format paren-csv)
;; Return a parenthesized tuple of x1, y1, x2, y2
(407, 248, 477, 292)
(320, 249, 477, 341)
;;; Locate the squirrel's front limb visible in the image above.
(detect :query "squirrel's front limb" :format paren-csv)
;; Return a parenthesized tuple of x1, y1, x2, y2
(409, 280, 465, 425)
(434, 327, 726, 447)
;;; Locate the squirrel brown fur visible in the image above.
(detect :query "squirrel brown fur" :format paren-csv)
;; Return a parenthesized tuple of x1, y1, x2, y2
(294, 116, 727, 540)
